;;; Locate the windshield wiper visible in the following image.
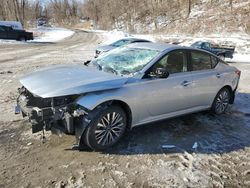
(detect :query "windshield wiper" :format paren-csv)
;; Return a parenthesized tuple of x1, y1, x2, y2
(120, 70, 131, 75)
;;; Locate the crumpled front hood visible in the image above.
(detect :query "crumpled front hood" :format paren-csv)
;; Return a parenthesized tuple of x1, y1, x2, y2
(20, 65, 128, 98)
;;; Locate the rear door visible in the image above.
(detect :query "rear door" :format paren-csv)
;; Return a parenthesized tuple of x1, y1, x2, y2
(0, 26, 7, 39)
(190, 50, 224, 107)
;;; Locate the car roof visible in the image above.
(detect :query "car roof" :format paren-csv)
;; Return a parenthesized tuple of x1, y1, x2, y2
(118, 38, 151, 42)
(126, 42, 217, 55)
(126, 42, 185, 52)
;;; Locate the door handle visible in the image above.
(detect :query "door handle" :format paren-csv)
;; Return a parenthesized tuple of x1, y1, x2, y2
(181, 80, 191, 87)
(216, 73, 221, 78)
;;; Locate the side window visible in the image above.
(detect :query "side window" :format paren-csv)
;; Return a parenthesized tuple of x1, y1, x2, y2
(132, 40, 146, 43)
(7, 27, 13, 31)
(0, 26, 5, 31)
(152, 50, 188, 74)
(211, 56, 218, 68)
(191, 51, 212, 71)
(203, 43, 210, 49)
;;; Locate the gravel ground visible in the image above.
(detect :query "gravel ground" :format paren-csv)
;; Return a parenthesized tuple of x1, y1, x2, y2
(0, 30, 250, 188)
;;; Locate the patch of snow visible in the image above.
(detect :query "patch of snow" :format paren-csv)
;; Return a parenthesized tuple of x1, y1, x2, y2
(93, 29, 157, 45)
(0, 27, 74, 44)
(233, 1, 250, 8)
(95, 29, 132, 45)
(30, 27, 74, 43)
(226, 54, 250, 63)
(88, 28, 157, 44)
(0, 39, 23, 44)
(189, 10, 205, 18)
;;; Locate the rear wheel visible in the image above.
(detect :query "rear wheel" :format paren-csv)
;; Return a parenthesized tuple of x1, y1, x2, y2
(212, 88, 231, 114)
(81, 105, 127, 150)
(19, 37, 26, 41)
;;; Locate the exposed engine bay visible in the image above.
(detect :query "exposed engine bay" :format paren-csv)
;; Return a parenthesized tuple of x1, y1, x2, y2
(16, 87, 87, 136)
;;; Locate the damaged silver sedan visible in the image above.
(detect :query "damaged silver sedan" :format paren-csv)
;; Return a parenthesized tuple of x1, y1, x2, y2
(15, 43, 241, 150)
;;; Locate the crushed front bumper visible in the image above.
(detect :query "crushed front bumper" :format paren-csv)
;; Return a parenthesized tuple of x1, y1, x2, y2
(15, 90, 75, 134)
(16, 96, 55, 133)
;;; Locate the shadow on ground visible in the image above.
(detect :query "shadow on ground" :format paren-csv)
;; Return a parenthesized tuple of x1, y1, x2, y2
(106, 112, 250, 155)
(100, 92, 250, 155)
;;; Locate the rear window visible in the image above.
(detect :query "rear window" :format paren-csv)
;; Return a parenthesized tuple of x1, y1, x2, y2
(132, 40, 149, 43)
(111, 40, 130, 47)
(191, 51, 211, 71)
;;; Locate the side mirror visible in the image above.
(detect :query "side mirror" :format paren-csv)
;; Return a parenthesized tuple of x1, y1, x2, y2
(155, 68, 169, 78)
(84, 60, 91, 65)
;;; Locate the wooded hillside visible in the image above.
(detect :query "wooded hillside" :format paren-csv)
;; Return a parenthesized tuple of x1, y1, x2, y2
(84, 0, 250, 34)
(0, 0, 249, 34)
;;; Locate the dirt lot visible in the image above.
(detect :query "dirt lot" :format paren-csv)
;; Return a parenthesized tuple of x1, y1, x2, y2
(0, 30, 250, 188)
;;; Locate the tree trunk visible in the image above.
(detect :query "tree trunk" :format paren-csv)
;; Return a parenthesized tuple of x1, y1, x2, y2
(13, 0, 21, 22)
(187, 0, 192, 17)
(22, 0, 25, 26)
(229, 0, 233, 11)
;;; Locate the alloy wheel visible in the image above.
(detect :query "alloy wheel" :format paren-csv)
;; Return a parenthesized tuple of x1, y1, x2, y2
(215, 90, 230, 114)
(95, 112, 124, 146)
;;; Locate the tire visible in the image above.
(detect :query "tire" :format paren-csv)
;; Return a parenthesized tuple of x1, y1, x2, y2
(19, 37, 26, 41)
(218, 54, 225, 61)
(211, 88, 231, 114)
(81, 105, 127, 150)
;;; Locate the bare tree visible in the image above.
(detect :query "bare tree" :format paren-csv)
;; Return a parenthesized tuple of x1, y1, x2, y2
(229, 0, 233, 10)
(187, 0, 192, 17)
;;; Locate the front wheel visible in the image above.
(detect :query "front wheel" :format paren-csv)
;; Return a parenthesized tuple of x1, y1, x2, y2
(81, 105, 127, 150)
(212, 88, 231, 114)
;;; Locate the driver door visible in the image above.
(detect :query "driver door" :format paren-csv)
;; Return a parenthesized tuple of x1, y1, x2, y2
(0, 26, 7, 39)
(6, 27, 17, 40)
(141, 50, 194, 118)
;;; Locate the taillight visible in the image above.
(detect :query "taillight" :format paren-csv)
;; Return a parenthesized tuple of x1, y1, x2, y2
(235, 70, 241, 77)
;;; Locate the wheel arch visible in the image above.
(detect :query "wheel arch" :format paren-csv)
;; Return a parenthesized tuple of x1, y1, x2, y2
(106, 100, 132, 130)
(217, 52, 226, 56)
(218, 85, 235, 104)
(76, 97, 133, 150)
(77, 94, 133, 130)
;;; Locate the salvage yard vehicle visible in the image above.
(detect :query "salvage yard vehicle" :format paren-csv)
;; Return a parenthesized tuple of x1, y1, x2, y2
(191, 41, 235, 60)
(15, 43, 241, 151)
(95, 38, 151, 57)
(0, 25, 33, 41)
(0, 21, 23, 30)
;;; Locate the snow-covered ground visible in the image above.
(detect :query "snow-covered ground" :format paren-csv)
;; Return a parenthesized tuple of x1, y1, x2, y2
(30, 27, 74, 43)
(85, 29, 132, 44)
(0, 27, 74, 44)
